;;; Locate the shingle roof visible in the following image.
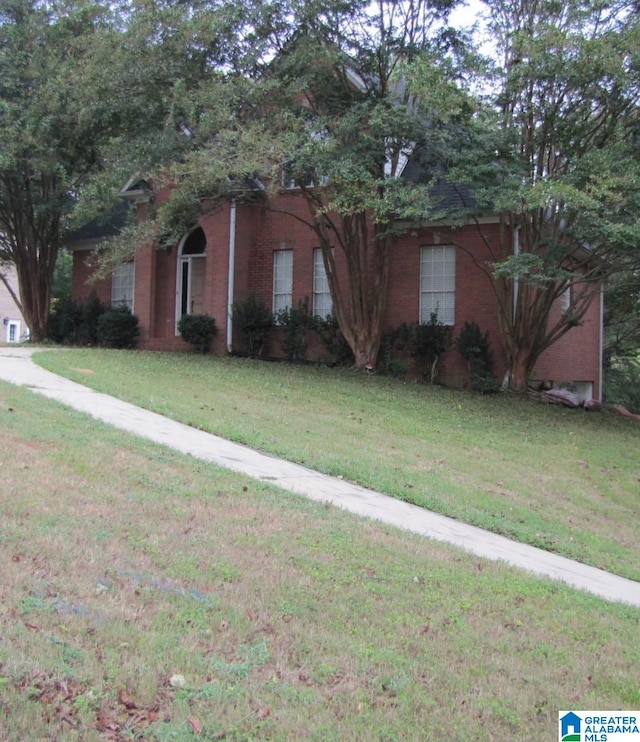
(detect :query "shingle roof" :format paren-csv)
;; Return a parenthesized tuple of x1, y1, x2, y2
(65, 201, 131, 243)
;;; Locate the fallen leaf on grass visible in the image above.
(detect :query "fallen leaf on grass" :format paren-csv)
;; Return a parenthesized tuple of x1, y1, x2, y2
(118, 689, 137, 709)
(188, 717, 203, 735)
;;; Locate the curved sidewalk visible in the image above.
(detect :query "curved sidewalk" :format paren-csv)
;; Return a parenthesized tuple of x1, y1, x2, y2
(1, 346, 639, 609)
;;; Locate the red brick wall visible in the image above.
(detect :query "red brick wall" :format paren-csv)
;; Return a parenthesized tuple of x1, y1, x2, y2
(388, 222, 507, 387)
(72, 250, 111, 305)
(70, 196, 601, 395)
(532, 286, 602, 399)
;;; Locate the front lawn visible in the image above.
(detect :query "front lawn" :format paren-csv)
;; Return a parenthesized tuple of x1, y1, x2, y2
(35, 349, 640, 582)
(1, 378, 639, 741)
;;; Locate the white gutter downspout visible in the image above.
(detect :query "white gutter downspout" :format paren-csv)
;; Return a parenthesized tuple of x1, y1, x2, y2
(226, 199, 237, 353)
(598, 282, 604, 402)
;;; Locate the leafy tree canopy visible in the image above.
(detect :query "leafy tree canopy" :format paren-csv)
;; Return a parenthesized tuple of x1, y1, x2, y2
(442, 0, 640, 388)
(106, 0, 477, 367)
(0, 0, 227, 339)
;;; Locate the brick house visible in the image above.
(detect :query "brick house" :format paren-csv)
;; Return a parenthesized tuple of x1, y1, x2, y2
(70, 179, 603, 399)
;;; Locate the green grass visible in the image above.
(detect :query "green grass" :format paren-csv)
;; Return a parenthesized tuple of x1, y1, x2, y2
(1, 379, 640, 741)
(35, 348, 640, 582)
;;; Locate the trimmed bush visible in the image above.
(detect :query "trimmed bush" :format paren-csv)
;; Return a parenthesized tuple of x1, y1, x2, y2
(47, 292, 108, 346)
(377, 318, 452, 382)
(232, 293, 273, 356)
(276, 298, 313, 361)
(313, 315, 353, 366)
(378, 323, 413, 377)
(178, 313, 218, 353)
(455, 321, 499, 393)
(411, 314, 453, 384)
(97, 308, 140, 349)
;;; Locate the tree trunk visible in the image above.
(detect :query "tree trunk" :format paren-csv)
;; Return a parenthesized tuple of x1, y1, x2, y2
(506, 351, 531, 392)
(317, 212, 390, 371)
(351, 329, 381, 369)
(14, 244, 57, 343)
(0, 171, 61, 342)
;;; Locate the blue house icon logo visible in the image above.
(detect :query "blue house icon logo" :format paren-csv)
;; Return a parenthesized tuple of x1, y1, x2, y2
(560, 712, 582, 741)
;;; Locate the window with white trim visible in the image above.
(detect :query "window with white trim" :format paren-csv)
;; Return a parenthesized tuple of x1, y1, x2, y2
(420, 245, 455, 325)
(282, 168, 328, 190)
(313, 248, 332, 318)
(6, 320, 19, 343)
(111, 262, 135, 311)
(273, 250, 293, 315)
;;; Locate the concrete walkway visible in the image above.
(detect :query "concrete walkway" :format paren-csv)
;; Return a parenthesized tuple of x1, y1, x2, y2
(1, 345, 639, 609)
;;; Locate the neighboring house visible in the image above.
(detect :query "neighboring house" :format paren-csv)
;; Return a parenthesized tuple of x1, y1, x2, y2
(0, 263, 29, 343)
(69, 180, 603, 400)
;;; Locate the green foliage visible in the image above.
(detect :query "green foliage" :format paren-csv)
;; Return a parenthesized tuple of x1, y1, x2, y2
(313, 315, 354, 367)
(604, 271, 640, 365)
(178, 314, 218, 354)
(128, 0, 474, 369)
(0, 0, 224, 338)
(48, 294, 139, 349)
(605, 358, 640, 415)
(378, 324, 413, 378)
(232, 294, 273, 357)
(411, 315, 453, 384)
(603, 271, 640, 413)
(47, 293, 108, 346)
(447, 0, 640, 388)
(52, 249, 73, 302)
(455, 321, 499, 393)
(378, 319, 452, 382)
(276, 298, 313, 361)
(96, 308, 140, 349)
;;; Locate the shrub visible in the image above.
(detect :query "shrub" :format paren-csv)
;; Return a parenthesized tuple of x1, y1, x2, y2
(377, 318, 452, 382)
(605, 357, 640, 413)
(276, 298, 313, 361)
(378, 324, 412, 377)
(232, 293, 273, 356)
(97, 308, 140, 349)
(455, 321, 499, 393)
(313, 315, 353, 366)
(47, 292, 108, 346)
(78, 293, 109, 345)
(411, 314, 453, 383)
(177, 313, 218, 353)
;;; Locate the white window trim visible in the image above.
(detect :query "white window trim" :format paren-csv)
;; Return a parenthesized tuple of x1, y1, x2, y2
(273, 249, 293, 316)
(6, 320, 20, 343)
(312, 248, 333, 318)
(111, 262, 135, 312)
(175, 228, 207, 334)
(419, 245, 456, 326)
(282, 168, 328, 190)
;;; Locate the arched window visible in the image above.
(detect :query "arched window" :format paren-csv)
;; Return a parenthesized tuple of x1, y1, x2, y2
(176, 227, 207, 331)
